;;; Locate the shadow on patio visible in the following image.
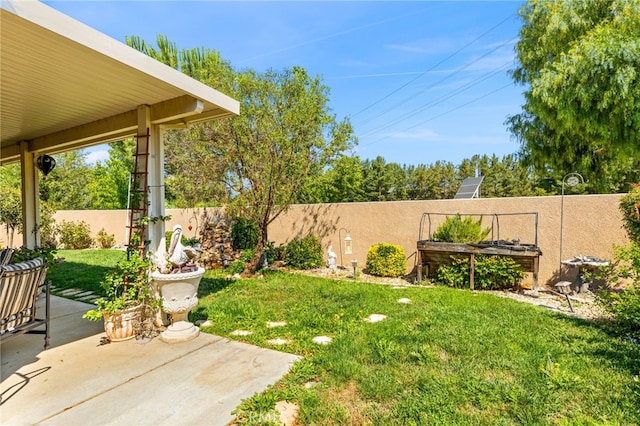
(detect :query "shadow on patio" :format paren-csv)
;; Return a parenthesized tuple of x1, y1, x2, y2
(1, 296, 299, 425)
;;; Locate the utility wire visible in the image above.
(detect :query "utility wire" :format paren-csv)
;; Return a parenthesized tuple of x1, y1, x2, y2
(352, 13, 516, 119)
(356, 35, 518, 130)
(359, 62, 512, 138)
(359, 82, 514, 149)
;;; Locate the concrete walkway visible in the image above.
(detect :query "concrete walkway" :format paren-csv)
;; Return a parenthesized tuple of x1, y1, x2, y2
(1, 296, 300, 425)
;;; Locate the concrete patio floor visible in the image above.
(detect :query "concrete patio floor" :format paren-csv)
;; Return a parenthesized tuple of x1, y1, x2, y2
(1, 296, 300, 425)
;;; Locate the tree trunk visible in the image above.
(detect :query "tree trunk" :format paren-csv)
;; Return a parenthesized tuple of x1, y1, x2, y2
(247, 226, 268, 274)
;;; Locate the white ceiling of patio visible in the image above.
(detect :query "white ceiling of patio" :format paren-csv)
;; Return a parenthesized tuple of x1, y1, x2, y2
(0, 0, 239, 165)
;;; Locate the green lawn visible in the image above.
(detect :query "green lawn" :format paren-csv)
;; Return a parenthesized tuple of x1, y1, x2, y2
(50, 250, 640, 424)
(196, 271, 640, 425)
(47, 249, 127, 294)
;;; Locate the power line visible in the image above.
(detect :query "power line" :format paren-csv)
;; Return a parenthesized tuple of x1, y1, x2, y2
(355, 35, 517, 131)
(358, 62, 512, 138)
(351, 13, 516, 119)
(359, 82, 514, 150)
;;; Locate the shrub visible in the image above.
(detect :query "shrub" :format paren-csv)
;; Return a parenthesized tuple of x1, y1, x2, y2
(595, 242, 640, 340)
(619, 185, 640, 244)
(39, 203, 58, 248)
(366, 243, 406, 277)
(432, 214, 491, 243)
(226, 260, 246, 275)
(12, 246, 57, 267)
(97, 228, 116, 249)
(240, 248, 255, 263)
(264, 241, 285, 264)
(57, 220, 93, 249)
(434, 255, 525, 290)
(231, 218, 259, 251)
(284, 236, 324, 270)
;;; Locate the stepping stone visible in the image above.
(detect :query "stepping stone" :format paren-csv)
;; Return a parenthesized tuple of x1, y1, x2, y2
(230, 329, 252, 336)
(275, 400, 299, 426)
(397, 298, 411, 304)
(267, 321, 287, 328)
(304, 381, 320, 389)
(60, 289, 83, 296)
(267, 338, 291, 345)
(77, 294, 98, 302)
(196, 320, 213, 327)
(312, 336, 332, 345)
(364, 314, 387, 323)
(75, 291, 95, 298)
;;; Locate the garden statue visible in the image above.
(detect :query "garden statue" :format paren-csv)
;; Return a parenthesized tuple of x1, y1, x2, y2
(327, 245, 337, 270)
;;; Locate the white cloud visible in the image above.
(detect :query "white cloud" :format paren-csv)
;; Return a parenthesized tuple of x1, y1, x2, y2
(85, 149, 109, 166)
(387, 128, 440, 140)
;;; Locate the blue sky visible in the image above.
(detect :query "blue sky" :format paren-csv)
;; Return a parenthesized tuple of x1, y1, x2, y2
(44, 1, 526, 167)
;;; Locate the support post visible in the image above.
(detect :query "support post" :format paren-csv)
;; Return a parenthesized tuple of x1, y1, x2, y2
(19, 142, 41, 248)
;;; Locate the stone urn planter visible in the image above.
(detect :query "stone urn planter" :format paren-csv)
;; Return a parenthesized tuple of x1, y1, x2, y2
(151, 267, 205, 343)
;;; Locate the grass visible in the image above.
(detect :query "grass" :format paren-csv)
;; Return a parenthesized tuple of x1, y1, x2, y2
(46, 249, 126, 295)
(195, 270, 640, 425)
(48, 250, 640, 424)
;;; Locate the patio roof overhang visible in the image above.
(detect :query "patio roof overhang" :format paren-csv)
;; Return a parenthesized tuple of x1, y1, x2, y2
(0, 0, 240, 165)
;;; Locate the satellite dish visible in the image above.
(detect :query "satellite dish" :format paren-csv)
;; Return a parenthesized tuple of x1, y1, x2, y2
(36, 155, 56, 176)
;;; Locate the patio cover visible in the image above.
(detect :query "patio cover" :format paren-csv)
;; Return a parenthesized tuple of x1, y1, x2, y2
(0, 0, 240, 248)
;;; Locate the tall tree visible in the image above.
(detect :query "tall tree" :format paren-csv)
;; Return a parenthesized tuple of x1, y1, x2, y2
(41, 151, 93, 210)
(0, 164, 22, 247)
(129, 36, 355, 270)
(361, 156, 407, 201)
(406, 161, 457, 200)
(127, 35, 236, 208)
(87, 139, 135, 210)
(197, 67, 355, 271)
(507, 0, 640, 192)
(303, 154, 365, 203)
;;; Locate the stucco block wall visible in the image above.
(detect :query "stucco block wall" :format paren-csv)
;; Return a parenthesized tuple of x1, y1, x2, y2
(267, 194, 627, 288)
(1, 194, 628, 288)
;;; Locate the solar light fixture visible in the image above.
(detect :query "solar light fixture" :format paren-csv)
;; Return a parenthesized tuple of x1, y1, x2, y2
(338, 228, 352, 267)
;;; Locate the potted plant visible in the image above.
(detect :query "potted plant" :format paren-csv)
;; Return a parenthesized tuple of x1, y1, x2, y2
(83, 252, 158, 342)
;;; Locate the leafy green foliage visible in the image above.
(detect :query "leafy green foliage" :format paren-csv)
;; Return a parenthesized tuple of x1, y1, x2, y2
(226, 260, 246, 276)
(45, 249, 126, 295)
(431, 214, 491, 243)
(12, 246, 58, 267)
(83, 254, 153, 321)
(57, 220, 93, 249)
(231, 218, 259, 251)
(96, 228, 116, 249)
(365, 243, 406, 277)
(0, 171, 22, 246)
(87, 139, 136, 209)
(264, 241, 285, 264)
(434, 255, 525, 290)
(596, 243, 640, 340)
(284, 236, 324, 270)
(40, 151, 93, 209)
(508, 0, 640, 192)
(619, 185, 640, 244)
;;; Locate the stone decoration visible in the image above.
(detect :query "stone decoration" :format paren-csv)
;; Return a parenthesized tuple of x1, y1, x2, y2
(198, 215, 239, 269)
